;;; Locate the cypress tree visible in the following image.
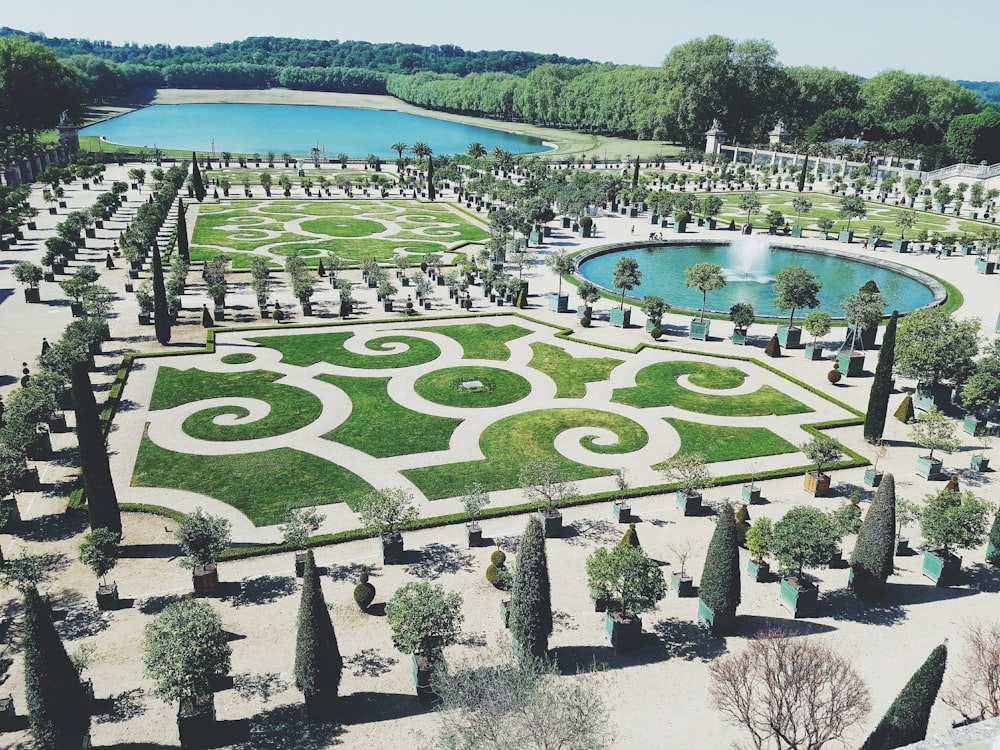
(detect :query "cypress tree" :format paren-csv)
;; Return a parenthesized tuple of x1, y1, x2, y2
(22, 586, 91, 749)
(151, 241, 171, 345)
(797, 150, 809, 192)
(191, 152, 206, 202)
(986, 508, 1000, 565)
(632, 155, 640, 188)
(176, 199, 190, 263)
(510, 514, 552, 664)
(294, 550, 343, 719)
(426, 157, 436, 201)
(861, 644, 947, 750)
(71, 362, 121, 535)
(698, 503, 741, 634)
(849, 473, 897, 599)
(865, 311, 898, 442)
(894, 393, 914, 423)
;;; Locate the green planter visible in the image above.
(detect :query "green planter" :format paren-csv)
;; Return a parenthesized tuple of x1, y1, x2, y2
(675, 221, 687, 234)
(670, 571, 695, 597)
(987, 541, 999, 566)
(612, 500, 631, 523)
(776, 325, 802, 349)
(892, 239, 909, 252)
(697, 598, 736, 635)
(971, 454, 990, 472)
(779, 576, 819, 617)
(605, 612, 643, 653)
(676, 489, 703, 516)
(914, 382, 951, 411)
(864, 468, 883, 487)
(915, 456, 943, 479)
(836, 350, 865, 377)
(747, 559, 770, 582)
(537, 508, 563, 538)
(790, 227, 803, 237)
(838, 230, 854, 243)
(689, 319, 710, 341)
(412, 652, 441, 701)
(976, 257, 996, 274)
(577, 305, 591, 319)
(547, 293, 569, 312)
(846, 324, 877, 350)
(731, 330, 748, 345)
(177, 695, 216, 748)
(609, 308, 631, 328)
(921, 549, 961, 586)
(741, 484, 761, 503)
(380, 531, 404, 564)
(895, 536, 910, 556)
(465, 523, 482, 547)
(804, 343, 824, 360)
(963, 415, 985, 435)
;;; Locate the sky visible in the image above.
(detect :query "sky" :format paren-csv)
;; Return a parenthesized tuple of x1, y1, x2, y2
(6, 0, 998, 81)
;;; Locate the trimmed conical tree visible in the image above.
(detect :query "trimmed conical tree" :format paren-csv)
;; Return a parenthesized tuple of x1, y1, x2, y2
(865, 310, 898, 442)
(620, 523, 640, 548)
(849, 473, 896, 599)
(23, 586, 92, 749)
(72, 361, 121, 535)
(294, 550, 343, 719)
(176, 199, 190, 263)
(861, 644, 947, 750)
(426, 157, 436, 201)
(510, 514, 553, 664)
(632, 155, 640, 188)
(986, 508, 1000, 565)
(894, 393, 914, 423)
(698, 503, 741, 635)
(191, 152, 206, 202)
(151, 241, 171, 345)
(764, 334, 781, 358)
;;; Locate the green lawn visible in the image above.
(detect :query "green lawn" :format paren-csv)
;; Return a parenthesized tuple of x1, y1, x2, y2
(299, 217, 386, 237)
(248, 331, 441, 368)
(612, 360, 811, 416)
(403, 408, 648, 500)
(416, 323, 533, 360)
(149, 368, 323, 441)
(132, 430, 375, 526)
(666, 418, 797, 461)
(220, 352, 257, 365)
(317, 374, 463, 457)
(527, 342, 623, 398)
(414, 366, 532, 408)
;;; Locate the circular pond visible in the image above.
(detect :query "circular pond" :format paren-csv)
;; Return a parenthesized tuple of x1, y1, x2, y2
(576, 239, 940, 318)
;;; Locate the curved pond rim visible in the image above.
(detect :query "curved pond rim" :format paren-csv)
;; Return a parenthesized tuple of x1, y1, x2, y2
(572, 239, 947, 321)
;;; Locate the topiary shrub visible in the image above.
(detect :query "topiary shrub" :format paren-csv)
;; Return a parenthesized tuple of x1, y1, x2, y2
(490, 544, 506, 567)
(486, 542, 511, 590)
(944, 474, 959, 493)
(764, 334, 781, 358)
(894, 393, 914, 423)
(828, 363, 843, 384)
(650, 326, 662, 340)
(620, 523, 640, 548)
(735, 504, 751, 548)
(353, 566, 376, 611)
(581, 314, 592, 328)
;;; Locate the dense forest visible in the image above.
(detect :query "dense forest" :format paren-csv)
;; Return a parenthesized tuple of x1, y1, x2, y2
(958, 80, 1000, 107)
(2, 29, 1000, 169)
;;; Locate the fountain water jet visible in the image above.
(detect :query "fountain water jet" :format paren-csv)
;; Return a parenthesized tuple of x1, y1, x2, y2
(723, 235, 773, 283)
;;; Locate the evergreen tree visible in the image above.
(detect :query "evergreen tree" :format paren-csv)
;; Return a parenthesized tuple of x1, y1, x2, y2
(71, 361, 121, 534)
(294, 550, 343, 719)
(865, 311, 898, 442)
(632, 155, 640, 188)
(151, 240, 171, 345)
(426, 156, 436, 201)
(191, 152, 206, 202)
(849, 473, 897, 599)
(510, 514, 553, 664)
(699, 503, 741, 632)
(894, 393, 915, 423)
(987, 508, 1000, 564)
(862, 644, 947, 750)
(176, 199, 190, 263)
(22, 586, 91, 749)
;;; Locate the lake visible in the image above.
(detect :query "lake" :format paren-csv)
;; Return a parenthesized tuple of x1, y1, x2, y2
(80, 103, 549, 158)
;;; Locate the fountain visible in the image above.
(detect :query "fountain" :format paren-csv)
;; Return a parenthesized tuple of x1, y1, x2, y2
(723, 235, 773, 284)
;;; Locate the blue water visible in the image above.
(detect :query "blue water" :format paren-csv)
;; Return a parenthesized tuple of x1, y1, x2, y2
(80, 103, 548, 158)
(578, 240, 935, 318)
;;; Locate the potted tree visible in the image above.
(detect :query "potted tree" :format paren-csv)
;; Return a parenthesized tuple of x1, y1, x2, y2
(896, 308, 979, 411)
(986, 508, 1000, 566)
(773, 266, 822, 349)
(279, 506, 325, 577)
(790, 197, 811, 237)
(13, 262, 44, 303)
(685, 262, 726, 340)
(641, 295, 669, 340)
(79, 527, 121, 610)
(919, 487, 993, 585)
(894, 497, 920, 556)
(909, 407, 960, 479)
(745, 517, 773, 582)
(610, 256, 641, 328)
(385, 581, 463, 700)
(971, 434, 992, 472)
(838, 281, 886, 376)
(802, 311, 832, 361)
(586, 543, 666, 653)
(461, 482, 490, 547)
(357, 488, 419, 564)
(658, 452, 713, 516)
(960, 341, 1000, 435)
(667, 539, 697, 597)
(742, 460, 762, 503)
(136, 281, 154, 325)
(520, 458, 578, 538)
(837, 195, 866, 242)
(801, 434, 843, 496)
(611, 468, 630, 522)
(577, 280, 601, 325)
(174, 508, 232, 596)
(545, 250, 574, 312)
(772, 506, 839, 617)
(728, 302, 754, 345)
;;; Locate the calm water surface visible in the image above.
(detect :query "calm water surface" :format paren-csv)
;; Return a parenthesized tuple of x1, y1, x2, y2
(80, 103, 549, 157)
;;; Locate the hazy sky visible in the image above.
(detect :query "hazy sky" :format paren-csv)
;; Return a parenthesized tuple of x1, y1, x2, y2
(7, 0, 998, 80)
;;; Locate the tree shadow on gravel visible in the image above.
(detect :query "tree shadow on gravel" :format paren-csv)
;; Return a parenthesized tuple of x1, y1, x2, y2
(652, 617, 730, 661)
(233, 672, 289, 703)
(56, 603, 110, 640)
(18, 512, 87, 542)
(966, 562, 1000, 593)
(821, 587, 907, 626)
(564, 519, 624, 547)
(327, 561, 371, 583)
(338, 691, 434, 725)
(732, 615, 837, 638)
(137, 593, 185, 615)
(403, 543, 475, 580)
(118, 542, 181, 559)
(228, 575, 298, 608)
(231, 704, 342, 749)
(344, 648, 399, 678)
(94, 687, 148, 724)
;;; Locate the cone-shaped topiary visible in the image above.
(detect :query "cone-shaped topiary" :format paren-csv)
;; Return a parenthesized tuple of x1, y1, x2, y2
(23, 586, 92, 749)
(699, 504, 741, 633)
(735, 504, 750, 548)
(865, 311, 898, 442)
(987, 509, 1000, 565)
(295, 550, 343, 719)
(426, 156, 436, 201)
(201, 304, 214, 328)
(510, 514, 553, 664)
(317, 259, 326, 277)
(764, 334, 781, 358)
(861, 644, 947, 750)
(849, 473, 897, 599)
(151, 241, 171, 345)
(620, 522, 640, 548)
(191, 152, 206, 202)
(176, 199, 190, 262)
(894, 393, 914, 423)
(72, 362, 121, 535)
(353, 565, 376, 611)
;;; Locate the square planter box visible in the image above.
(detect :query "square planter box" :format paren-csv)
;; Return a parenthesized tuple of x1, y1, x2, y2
(731, 330, 748, 345)
(776, 325, 802, 349)
(547, 293, 569, 312)
(836, 350, 865, 377)
(675, 221, 687, 234)
(915, 455, 943, 479)
(605, 612, 643, 654)
(612, 500, 630, 523)
(697, 599, 736, 635)
(971, 454, 990, 472)
(741, 485, 761, 503)
(676, 489, 702, 516)
(804, 343, 824, 360)
(779, 576, 819, 617)
(537, 508, 563, 538)
(963, 415, 984, 435)
(177, 695, 216, 748)
(891, 239, 909, 252)
(846, 324, 877, 351)
(838, 230, 854, 243)
(192, 564, 219, 597)
(747, 559, 770, 582)
(847, 566, 885, 600)
(976, 258, 996, 274)
(804, 471, 831, 497)
(921, 549, 961, 586)
(380, 531, 404, 564)
(96, 582, 119, 610)
(987, 541, 1000, 566)
(670, 571, 694, 597)
(500, 599, 511, 628)
(23, 288, 40, 304)
(412, 653, 441, 702)
(895, 536, 910, 556)
(295, 551, 308, 578)
(689, 319, 710, 341)
(790, 227, 803, 237)
(864, 468, 884, 487)
(914, 383, 951, 411)
(609, 308, 631, 328)
(577, 305, 590, 319)
(465, 523, 482, 547)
